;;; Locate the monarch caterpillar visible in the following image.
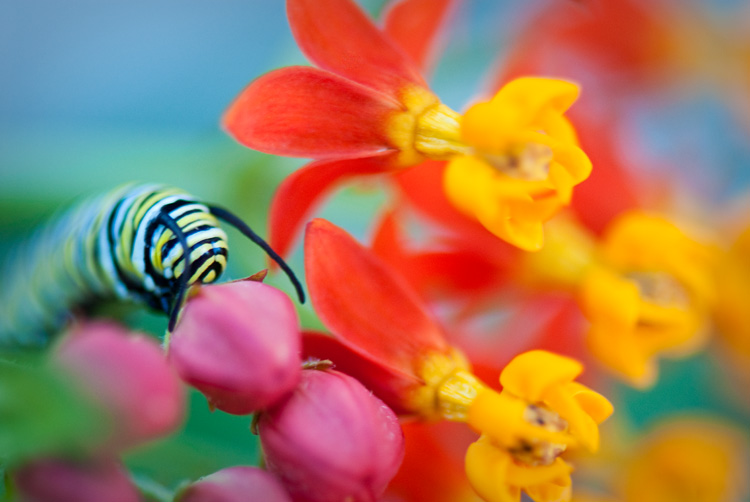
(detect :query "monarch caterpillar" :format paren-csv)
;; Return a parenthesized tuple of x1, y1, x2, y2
(0, 183, 305, 348)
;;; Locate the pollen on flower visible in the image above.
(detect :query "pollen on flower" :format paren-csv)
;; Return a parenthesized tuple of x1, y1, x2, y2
(387, 85, 468, 167)
(439, 77, 592, 250)
(625, 271, 689, 309)
(511, 404, 569, 467)
(480, 142, 554, 182)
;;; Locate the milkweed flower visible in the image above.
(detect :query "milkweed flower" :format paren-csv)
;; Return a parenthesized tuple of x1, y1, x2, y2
(223, 0, 591, 254)
(167, 279, 301, 415)
(579, 211, 717, 387)
(175, 466, 292, 502)
(52, 321, 185, 452)
(257, 368, 404, 502)
(443, 78, 591, 251)
(464, 351, 612, 502)
(302, 219, 612, 502)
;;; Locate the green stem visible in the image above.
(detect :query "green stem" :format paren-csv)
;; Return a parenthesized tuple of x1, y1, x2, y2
(131, 473, 173, 502)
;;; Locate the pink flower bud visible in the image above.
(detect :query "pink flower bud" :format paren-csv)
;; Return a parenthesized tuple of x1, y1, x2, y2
(176, 466, 292, 502)
(167, 280, 301, 415)
(14, 457, 139, 502)
(53, 321, 185, 452)
(258, 369, 405, 502)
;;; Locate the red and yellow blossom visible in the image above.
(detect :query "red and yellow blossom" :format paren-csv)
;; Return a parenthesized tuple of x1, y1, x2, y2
(444, 78, 591, 251)
(302, 219, 612, 502)
(223, 0, 591, 254)
(579, 211, 717, 387)
(465, 351, 613, 502)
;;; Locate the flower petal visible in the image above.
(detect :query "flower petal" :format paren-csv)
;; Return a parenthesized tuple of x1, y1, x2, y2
(542, 384, 601, 452)
(371, 209, 510, 297)
(388, 421, 477, 502)
(269, 155, 394, 259)
(302, 332, 421, 415)
(287, 0, 426, 98)
(443, 156, 558, 251)
(499, 350, 583, 403)
(565, 381, 615, 425)
(569, 114, 641, 235)
(396, 161, 502, 246)
(304, 218, 450, 374)
(382, 0, 458, 75)
(490, 77, 580, 121)
(465, 437, 516, 502)
(223, 66, 400, 158)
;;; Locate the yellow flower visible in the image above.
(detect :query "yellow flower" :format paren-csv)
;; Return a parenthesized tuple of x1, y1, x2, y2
(578, 211, 716, 387)
(466, 435, 573, 502)
(516, 213, 597, 290)
(410, 350, 612, 502)
(621, 419, 749, 502)
(714, 226, 750, 386)
(443, 78, 592, 251)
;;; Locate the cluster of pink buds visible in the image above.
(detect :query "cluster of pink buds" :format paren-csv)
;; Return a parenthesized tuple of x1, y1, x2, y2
(12, 279, 407, 502)
(166, 277, 406, 502)
(12, 321, 184, 500)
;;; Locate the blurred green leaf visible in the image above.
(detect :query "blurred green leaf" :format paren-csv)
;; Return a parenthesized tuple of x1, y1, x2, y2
(125, 390, 260, 487)
(0, 355, 106, 466)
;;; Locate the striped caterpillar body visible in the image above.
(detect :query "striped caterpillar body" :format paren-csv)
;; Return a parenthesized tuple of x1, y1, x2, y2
(0, 183, 303, 348)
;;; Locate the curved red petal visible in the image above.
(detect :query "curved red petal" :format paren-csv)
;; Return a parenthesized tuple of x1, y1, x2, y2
(287, 0, 426, 98)
(304, 218, 449, 374)
(302, 332, 421, 415)
(546, 0, 668, 79)
(223, 66, 400, 158)
(270, 155, 394, 260)
(386, 421, 477, 502)
(371, 208, 407, 267)
(395, 161, 510, 251)
(570, 112, 641, 234)
(484, 0, 668, 96)
(382, 0, 459, 76)
(372, 209, 510, 297)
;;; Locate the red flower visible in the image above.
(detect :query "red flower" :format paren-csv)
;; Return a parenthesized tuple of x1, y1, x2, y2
(223, 0, 461, 259)
(302, 218, 454, 417)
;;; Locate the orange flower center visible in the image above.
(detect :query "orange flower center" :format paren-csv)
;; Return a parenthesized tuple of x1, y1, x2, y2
(480, 142, 553, 181)
(626, 271, 689, 309)
(509, 404, 569, 467)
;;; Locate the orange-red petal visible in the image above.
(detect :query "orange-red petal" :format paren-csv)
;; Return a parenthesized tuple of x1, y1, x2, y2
(269, 155, 394, 259)
(382, 0, 458, 75)
(302, 331, 421, 414)
(386, 421, 477, 502)
(304, 218, 450, 374)
(569, 112, 641, 234)
(287, 0, 426, 99)
(223, 66, 399, 158)
(371, 209, 509, 297)
(396, 161, 508, 250)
